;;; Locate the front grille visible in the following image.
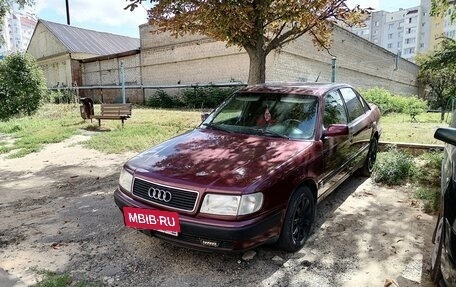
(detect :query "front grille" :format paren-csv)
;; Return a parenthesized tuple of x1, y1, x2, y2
(132, 178, 198, 212)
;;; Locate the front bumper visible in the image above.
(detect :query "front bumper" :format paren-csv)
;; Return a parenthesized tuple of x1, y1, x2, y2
(114, 188, 283, 252)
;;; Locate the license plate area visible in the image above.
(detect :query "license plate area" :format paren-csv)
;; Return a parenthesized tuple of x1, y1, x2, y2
(123, 207, 180, 233)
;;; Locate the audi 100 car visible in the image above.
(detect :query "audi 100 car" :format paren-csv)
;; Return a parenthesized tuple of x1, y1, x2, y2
(114, 83, 381, 252)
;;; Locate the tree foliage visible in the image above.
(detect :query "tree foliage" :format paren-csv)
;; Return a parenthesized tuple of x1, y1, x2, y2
(0, 53, 46, 121)
(417, 38, 456, 121)
(431, 0, 456, 22)
(125, 0, 371, 84)
(0, 0, 34, 43)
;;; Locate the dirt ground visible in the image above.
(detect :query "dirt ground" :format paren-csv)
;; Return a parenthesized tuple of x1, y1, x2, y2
(0, 133, 438, 287)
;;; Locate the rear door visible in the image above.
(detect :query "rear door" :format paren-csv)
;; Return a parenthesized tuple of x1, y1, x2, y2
(318, 89, 351, 198)
(339, 87, 372, 169)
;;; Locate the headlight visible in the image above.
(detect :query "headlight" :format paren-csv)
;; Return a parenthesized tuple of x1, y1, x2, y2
(200, 193, 263, 216)
(119, 169, 133, 193)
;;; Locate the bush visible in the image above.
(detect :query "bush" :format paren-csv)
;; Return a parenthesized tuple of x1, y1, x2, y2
(0, 53, 46, 121)
(145, 86, 238, 109)
(414, 187, 440, 214)
(414, 151, 443, 187)
(361, 87, 427, 119)
(44, 90, 75, 104)
(180, 85, 237, 109)
(372, 146, 415, 185)
(146, 89, 183, 108)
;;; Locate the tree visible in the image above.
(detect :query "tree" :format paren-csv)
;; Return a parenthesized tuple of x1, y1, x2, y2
(0, 53, 46, 120)
(417, 38, 456, 122)
(431, 0, 456, 22)
(0, 0, 34, 43)
(125, 0, 370, 85)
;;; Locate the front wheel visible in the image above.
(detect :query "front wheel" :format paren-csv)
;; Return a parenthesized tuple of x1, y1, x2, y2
(359, 137, 378, 176)
(276, 186, 315, 252)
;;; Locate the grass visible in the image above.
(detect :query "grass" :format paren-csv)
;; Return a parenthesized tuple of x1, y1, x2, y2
(0, 104, 86, 158)
(414, 186, 441, 214)
(373, 147, 443, 214)
(83, 107, 201, 153)
(0, 105, 451, 157)
(380, 112, 450, 145)
(31, 270, 101, 287)
(0, 104, 202, 157)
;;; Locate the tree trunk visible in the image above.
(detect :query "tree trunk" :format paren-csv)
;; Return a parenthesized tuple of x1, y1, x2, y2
(441, 106, 445, 122)
(245, 46, 266, 85)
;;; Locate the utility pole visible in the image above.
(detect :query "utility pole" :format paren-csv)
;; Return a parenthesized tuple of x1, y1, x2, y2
(65, 0, 70, 25)
(121, 61, 126, 104)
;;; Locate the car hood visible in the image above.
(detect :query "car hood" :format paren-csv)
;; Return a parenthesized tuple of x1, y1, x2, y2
(127, 129, 315, 191)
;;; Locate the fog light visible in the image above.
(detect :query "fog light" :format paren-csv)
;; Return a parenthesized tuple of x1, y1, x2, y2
(200, 239, 220, 247)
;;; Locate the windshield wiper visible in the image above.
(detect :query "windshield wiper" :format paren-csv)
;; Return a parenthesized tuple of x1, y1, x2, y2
(202, 123, 233, 133)
(258, 129, 289, 139)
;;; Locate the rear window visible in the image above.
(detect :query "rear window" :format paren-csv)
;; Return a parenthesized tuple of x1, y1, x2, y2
(339, 88, 366, 121)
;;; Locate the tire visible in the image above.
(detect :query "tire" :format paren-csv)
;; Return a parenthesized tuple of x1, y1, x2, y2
(431, 217, 444, 283)
(276, 186, 316, 252)
(359, 137, 378, 176)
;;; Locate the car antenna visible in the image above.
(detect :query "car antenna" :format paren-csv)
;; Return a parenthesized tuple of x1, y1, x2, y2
(315, 72, 321, 82)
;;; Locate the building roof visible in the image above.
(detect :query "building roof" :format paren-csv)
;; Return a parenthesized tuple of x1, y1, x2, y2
(39, 19, 140, 56)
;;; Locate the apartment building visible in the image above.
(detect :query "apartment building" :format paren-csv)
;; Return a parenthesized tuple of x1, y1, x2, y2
(0, 4, 37, 58)
(343, 0, 450, 62)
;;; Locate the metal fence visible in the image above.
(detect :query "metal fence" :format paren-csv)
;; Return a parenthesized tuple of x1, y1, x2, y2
(47, 82, 247, 105)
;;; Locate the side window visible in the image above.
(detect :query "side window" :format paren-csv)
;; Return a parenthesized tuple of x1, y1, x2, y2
(323, 91, 348, 127)
(339, 88, 365, 121)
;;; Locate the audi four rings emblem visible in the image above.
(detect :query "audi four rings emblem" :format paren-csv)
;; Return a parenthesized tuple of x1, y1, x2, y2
(148, 187, 172, 202)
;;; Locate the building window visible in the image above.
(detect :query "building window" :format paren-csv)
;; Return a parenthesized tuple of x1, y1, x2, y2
(404, 47, 415, 54)
(389, 23, 394, 30)
(408, 18, 412, 23)
(405, 37, 416, 44)
(375, 21, 379, 26)
(387, 43, 393, 48)
(388, 33, 393, 39)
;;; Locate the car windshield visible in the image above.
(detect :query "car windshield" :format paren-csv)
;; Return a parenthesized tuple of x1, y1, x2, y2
(202, 92, 318, 140)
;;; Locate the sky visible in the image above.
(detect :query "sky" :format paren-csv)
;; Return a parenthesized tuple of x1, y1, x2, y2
(33, 0, 422, 39)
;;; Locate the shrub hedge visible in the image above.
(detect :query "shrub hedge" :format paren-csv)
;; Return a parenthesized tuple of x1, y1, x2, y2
(361, 87, 427, 119)
(145, 85, 239, 109)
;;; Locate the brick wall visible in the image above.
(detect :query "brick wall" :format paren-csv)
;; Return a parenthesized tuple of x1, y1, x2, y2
(79, 24, 421, 104)
(139, 24, 420, 96)
(269, 26, 420, 95)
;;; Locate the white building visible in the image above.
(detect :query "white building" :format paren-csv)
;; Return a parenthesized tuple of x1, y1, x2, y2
(343, 0, 435, 62)
(0, 4, 37, 58)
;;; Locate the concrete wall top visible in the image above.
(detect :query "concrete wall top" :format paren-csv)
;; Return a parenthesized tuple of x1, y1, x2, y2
(140, 24, 209, 49)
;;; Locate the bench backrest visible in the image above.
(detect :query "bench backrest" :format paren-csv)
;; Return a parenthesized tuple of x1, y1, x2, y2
(100, 104, 132, 116)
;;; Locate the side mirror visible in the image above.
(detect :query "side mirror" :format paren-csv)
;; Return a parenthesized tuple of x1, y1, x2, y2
(434, 127, 456, 146)
(201, 113, 210, 122)
(324, 124, 349, 138)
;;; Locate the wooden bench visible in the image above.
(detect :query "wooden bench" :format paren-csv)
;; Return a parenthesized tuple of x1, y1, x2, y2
(93, 104, 132, 127)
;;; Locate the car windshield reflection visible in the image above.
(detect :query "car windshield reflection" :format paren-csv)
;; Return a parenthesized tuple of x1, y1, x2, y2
(202, 93, 318, 140)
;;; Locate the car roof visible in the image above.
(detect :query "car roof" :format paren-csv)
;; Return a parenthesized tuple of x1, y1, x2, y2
(238, 82, 352, 97)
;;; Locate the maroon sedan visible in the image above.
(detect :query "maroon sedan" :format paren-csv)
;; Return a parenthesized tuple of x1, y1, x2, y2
(114, 83, 381, 252)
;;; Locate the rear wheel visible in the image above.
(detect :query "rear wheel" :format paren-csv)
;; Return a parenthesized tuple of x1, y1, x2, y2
(431, 217, 444, 283)
(359, 137, 378, 176)
(276, 186, 315, 252)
